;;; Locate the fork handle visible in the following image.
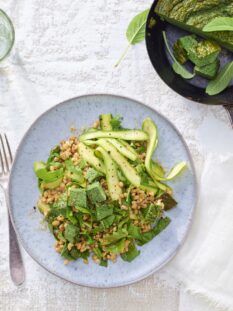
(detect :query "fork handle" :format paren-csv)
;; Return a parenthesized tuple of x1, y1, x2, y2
(8, 210, 25, 285)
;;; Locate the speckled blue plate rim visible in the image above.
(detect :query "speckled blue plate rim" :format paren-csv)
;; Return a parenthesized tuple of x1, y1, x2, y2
(7, 93, 198, 288)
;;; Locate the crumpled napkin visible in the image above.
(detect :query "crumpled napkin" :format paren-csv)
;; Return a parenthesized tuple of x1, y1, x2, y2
(163, 115, 233, 311)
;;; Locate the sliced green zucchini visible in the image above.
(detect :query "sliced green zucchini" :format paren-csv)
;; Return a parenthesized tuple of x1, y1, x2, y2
(79, 130, 148, 142)
(118, 139, 138, 157)
(40, 177, 63, 190)
(97, 139, 141, 187)
(151, 161, 165, 178)
(99, 114, 112, 131)
(107, 138, 137, 161)
(140, 183, 158, 194)
(96, 146, 122, 201)
(78, 142, 106, 174)
(142, 118, 158, 179)
(34, 161, 64, 182)
(155, 161, 187, 181)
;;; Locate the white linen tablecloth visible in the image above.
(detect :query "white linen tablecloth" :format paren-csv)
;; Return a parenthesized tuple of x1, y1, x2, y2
(0, 1, 232, 310)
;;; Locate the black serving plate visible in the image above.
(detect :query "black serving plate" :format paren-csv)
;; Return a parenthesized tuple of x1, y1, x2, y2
(146, 0, 233, 125)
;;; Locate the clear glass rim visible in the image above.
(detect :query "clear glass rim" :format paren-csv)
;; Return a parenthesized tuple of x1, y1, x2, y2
(0, 9, 15, 62)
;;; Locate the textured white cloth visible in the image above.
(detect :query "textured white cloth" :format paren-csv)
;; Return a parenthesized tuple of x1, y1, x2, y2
(162, 116, 233, 310)
(0, 0, 232, 311)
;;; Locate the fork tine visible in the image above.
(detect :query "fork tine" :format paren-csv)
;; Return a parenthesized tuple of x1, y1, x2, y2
(0, 133, 10, 173)
(0, 145, 4, 176)
(4, 134, 13, 164)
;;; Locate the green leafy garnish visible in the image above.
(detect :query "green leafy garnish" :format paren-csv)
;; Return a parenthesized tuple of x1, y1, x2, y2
(206, 61, 233, 95)
(115, 9, 149, 67)
(110, 115, 123, 130)
(96, 204, 114, 221)
(159, 193, 177, 211)
(121, 242, 140, 262)
(103, 228, 128, 245)
(136, 217, 171, 246)
(142, 204, 162, 224)
(203, 17, 233, 32)
(163, 31, 195, 79)
(64, 224, 79, 243)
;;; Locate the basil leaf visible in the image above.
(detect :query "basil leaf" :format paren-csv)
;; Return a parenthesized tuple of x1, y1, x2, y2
(203, 17, 233, 32)
(115, 9, 149, 67)
(126, 9, 149, 45)
(206, 61, 233, 96)
(163, 31, 195, 80)
(172, 63, 195, 79)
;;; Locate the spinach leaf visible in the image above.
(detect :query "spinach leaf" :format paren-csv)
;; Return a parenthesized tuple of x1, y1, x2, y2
(136, 217, 171, 246)
(93, 247, 102, 258)
(163, 31, 195, 79)
(115, 9, 149, 67)
(96, 204, 113, 221)
(110, 115, 123, 130)
(77, 206, 91, 214)
(52, 192, 67, 209)
(61, 244, 74, 260)
(100, 259, 108, 267)
(128, 223, 141, 239)
(159, 193, 177, 211)
(46, 208, 67, 222)
(80, 250, 89, 260)
(66, 208, 78, 225)
(70, 248, 81, 260)
(121, 242, 140, 262)
(64, 224, 79, 243)
(142, 204, 162, 224)
(203, 17, 233, 32)
(206, 61, 233, 95)
(105, 239, 126, 254)
(47, 146, 60, 164)
(101, 215, 115, 229)
(103, 228, 128, 245)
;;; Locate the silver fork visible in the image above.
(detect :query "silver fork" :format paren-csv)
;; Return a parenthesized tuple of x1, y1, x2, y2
(0, 134, 25, 285)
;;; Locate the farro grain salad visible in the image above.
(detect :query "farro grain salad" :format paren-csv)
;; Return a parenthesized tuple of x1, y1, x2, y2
(34, 115, 186, 266)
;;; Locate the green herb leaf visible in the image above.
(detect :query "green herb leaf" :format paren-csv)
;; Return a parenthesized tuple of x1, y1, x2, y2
(203, 17, 233, 32)
(206, 61, 233, 96)
(106, 239, 126, 254)
(142, 204, 162, 224)
(103, 228, 128, 245)
(101, 215, 115, 229)
(136, 217, 171, 246)
(110, 115, 123, 130)
(64, 224, 79, 243)
(115, 9, 149, 67)
(163, 31, 195, 79)
(96, 204, 113, 221)
(61, 244, 74, 260)
(126, 9, 149, 45)
(159, 193, 177, 211)
(121, 242, 140, 262)
(128, 223, 141, 239)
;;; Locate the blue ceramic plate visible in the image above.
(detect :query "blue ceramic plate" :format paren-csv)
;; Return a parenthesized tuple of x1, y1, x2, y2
(8, 94, 197, 287)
